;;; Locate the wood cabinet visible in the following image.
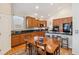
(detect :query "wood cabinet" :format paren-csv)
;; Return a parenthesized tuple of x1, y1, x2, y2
(26, 16, 47, 28)
(33, 19, 38, 27)
(53, 17, 72, 26)
(53, 17, 72, 32)
(11, 35, 21, 47)
(20, 34, 26, 44)
(39, 20, 47, 27)
(11, 34, 25, 47)
(26, 17, 35, 28)
(11, 32, 45, 47)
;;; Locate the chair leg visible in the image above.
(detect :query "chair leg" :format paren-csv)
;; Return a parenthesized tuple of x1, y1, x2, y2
(67, 39, 68, 49)
(29, 44, 33, 55)
(25, 42, 27, 52)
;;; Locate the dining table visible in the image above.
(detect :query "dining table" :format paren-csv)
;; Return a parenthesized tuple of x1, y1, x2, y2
(24, 36, 60, 55)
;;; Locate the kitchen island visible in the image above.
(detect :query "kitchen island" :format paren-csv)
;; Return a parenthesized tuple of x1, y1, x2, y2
(45, 31, 72, 48)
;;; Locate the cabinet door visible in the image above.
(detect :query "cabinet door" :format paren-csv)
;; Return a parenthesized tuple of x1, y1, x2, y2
(64, 17, 72, 23)
(32, 19, 35, 27)
(28, 19, 32, 28)
(11, 35, 20, 47)
(34, 20, 37, 27)
(27, 17, 32, 28)
(53, 19, 57, 26)
(39, 20, 47, 27)
(27, 18, 35, 28)
(19, 34, 26, 44)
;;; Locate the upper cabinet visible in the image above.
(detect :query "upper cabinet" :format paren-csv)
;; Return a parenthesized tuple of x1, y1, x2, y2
(53, 17, 72, 26)
(39, 20, 47, 27)
(53, 17, 72, 32)
(26, 16, 34, 28)
(26, 16, 47, 28)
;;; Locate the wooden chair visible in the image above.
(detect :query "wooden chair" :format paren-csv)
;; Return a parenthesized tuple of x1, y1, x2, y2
(46, 39, 60, 55)
(35, 37, 47, 55)
(53, 45, 60, 55)
(46, 44, 60, 55)
(36, 43, 47, 55)
(24, 34, 34, 55)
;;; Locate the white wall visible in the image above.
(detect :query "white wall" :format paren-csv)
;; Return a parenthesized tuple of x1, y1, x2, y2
(47, 18, 53, 31)
(0, 4, 11, 54)
(72, 4, 79, 55)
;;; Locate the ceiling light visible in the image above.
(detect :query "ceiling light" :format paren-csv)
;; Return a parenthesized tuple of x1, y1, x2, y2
(35, 6, 39, 9)
(41, 16, 43, 18)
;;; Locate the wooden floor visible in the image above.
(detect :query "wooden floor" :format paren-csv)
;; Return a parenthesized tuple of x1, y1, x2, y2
(60, 48, 72, 55)
(5, 44, 72, 55)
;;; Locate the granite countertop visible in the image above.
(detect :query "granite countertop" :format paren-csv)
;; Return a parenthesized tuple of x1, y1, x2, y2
(46, 31, 72, 35)
(11, 29, 47, 35)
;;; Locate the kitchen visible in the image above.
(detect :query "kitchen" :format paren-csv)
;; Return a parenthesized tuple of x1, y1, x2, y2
(10, 3, 72, 55)
(0, 3, 73, 55)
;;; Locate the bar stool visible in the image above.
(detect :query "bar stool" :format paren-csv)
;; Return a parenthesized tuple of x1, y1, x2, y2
(52, 35, 55, 38)
(61, 37, 68, 48)
(52, 35, 61, 40)
(56, 36, 62, 41)
(46, 35, 50, 38)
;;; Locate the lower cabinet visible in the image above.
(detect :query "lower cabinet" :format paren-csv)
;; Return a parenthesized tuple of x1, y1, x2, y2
(11, 32, 45, 47)
(11, 35, 21, 47)
(11, 34, 25, 47)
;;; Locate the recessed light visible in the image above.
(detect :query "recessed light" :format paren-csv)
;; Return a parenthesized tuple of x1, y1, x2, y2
(35, 6, 39, 9)
(41, 16, 43, 18)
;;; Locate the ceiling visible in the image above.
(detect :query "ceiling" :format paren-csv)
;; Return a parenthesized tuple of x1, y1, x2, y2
(12, 3, 72, 19)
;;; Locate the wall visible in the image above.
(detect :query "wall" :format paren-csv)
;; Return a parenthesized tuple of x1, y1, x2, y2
(72, 4, 79, 55)
(47, 18, 53, 31)
(0, 4, 11, 54)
